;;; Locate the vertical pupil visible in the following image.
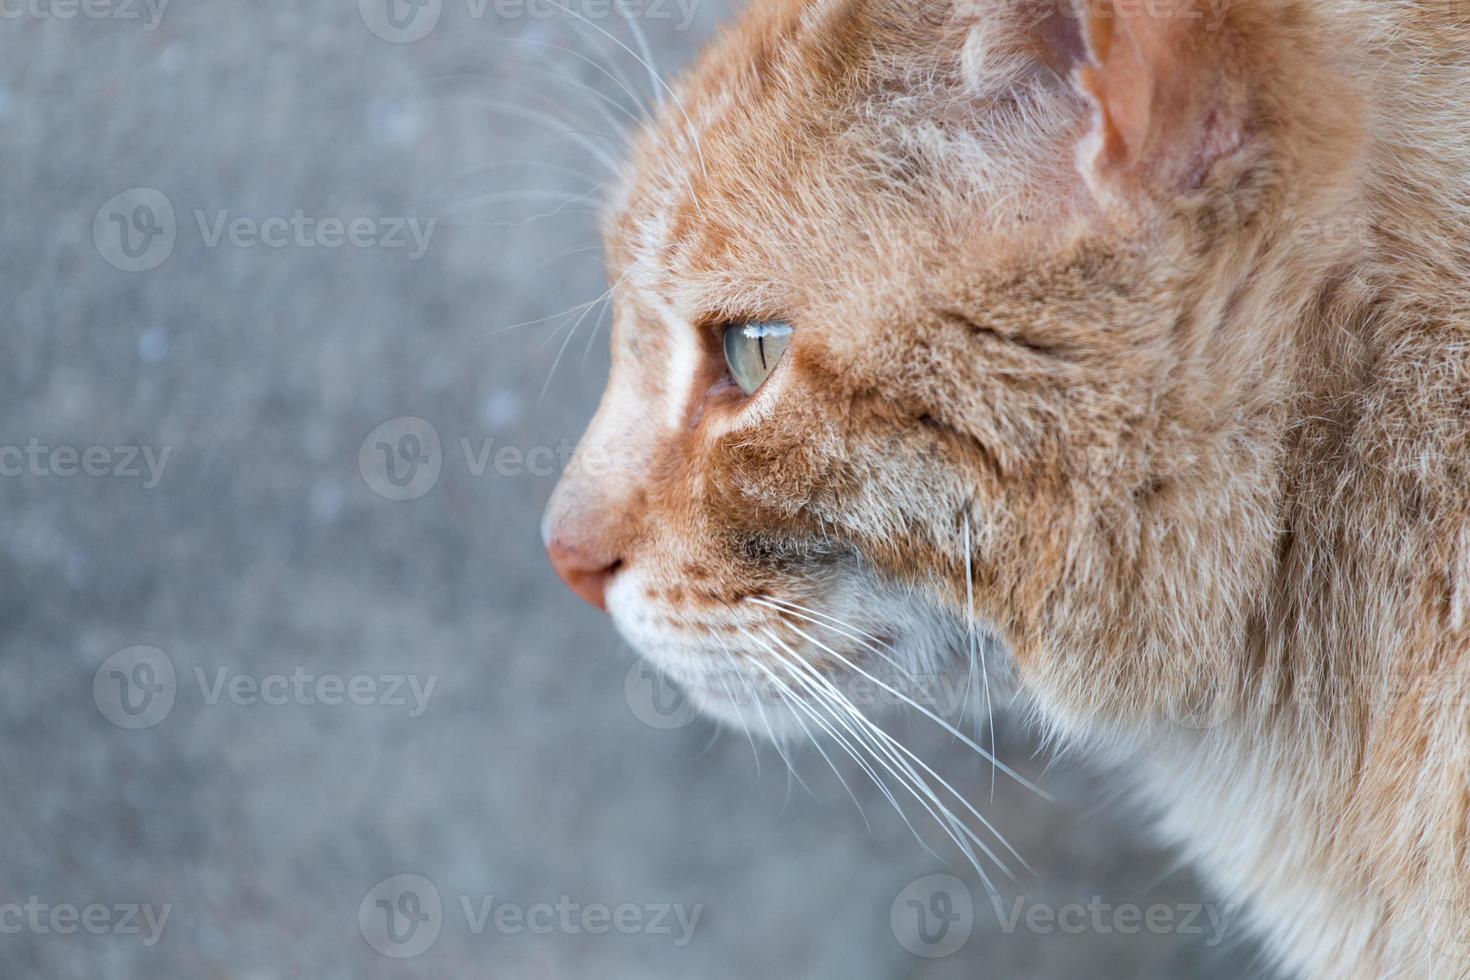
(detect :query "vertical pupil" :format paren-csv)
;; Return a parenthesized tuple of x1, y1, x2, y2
(725, 321, 792, 395)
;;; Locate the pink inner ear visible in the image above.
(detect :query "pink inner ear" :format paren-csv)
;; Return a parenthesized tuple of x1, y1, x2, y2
(1186, 109, 1247, 189)
(1079, 9, 1174, 173)
(1034, 6, 1087, 77)
(1069, 0, 1241, 195)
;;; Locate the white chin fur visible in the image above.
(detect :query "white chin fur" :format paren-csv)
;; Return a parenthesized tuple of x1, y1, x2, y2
(606, 563, 996, 744)
(682, 683, 812, 742)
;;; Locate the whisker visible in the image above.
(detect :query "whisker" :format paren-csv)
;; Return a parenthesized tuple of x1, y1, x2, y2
(535, 291, 606, 353)
(614, 0, 663, 107)
(760, 635, 999, 889)
(490, 45, 647, 125)
(759, 627, 1022, 884)
(493, 269, 629, 341)
(507, 20, 652, 121)
(436, 64, 638, 156)
(729, 647, 816, 803)
(752, 595, 894, 649)
(757, 607, 1052, 802)
(538, 283, 616, 403)
(712, 654, 761, 777)
(487, 296, 604, 338)
(964, 514, 998, 803)
(444, 187, 604, 214)
(519, 242, 606, 280)
(749, 597, 918, 682)
(537, 0, 709, 183)
(745, 657, 900, 842)
(444, 159, 606, 189)
(439, 209, 603, 232)
(475, 39, 716, 234)
(579, 295, 615, 371)
(741, 631, 944, 864)
(693, 725, 722, 760)
(750, 600, 877, 644)
(747, 658, 874, 834)
(436, 91, 623, 173)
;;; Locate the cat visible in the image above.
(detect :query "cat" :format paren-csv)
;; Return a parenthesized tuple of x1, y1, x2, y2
(540, 0, 1470, 975)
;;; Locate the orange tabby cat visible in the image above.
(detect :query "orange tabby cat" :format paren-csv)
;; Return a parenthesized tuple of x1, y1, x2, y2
(541, 0, 1470, 975)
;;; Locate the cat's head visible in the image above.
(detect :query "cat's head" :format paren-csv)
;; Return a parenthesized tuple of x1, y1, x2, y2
(543, 0, 1362, 737)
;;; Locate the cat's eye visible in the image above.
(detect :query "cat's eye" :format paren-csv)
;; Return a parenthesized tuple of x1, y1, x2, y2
(722, 321, 794, 396)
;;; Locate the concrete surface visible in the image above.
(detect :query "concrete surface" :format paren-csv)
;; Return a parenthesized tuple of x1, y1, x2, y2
(1, 1, 1274, 976)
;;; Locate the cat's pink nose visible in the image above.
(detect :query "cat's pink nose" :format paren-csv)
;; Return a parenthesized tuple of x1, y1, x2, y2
(546, 538, 622, 611)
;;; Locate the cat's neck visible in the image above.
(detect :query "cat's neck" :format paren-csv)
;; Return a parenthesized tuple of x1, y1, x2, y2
(1132, 123, 1470, 979)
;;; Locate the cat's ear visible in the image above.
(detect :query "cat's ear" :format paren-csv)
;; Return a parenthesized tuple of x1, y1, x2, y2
(1052, 0, 1249, 208)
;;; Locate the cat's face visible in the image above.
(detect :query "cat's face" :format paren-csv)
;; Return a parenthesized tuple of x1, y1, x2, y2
(544, 0, 1356, 736)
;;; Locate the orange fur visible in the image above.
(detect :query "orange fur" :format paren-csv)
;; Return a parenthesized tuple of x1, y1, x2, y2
(543, 1, 1470, 974)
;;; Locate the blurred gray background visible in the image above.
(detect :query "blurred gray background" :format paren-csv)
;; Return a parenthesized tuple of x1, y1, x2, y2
(2, 1, 1272, 977)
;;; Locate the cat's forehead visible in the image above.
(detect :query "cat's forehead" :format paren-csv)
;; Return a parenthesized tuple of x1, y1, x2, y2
(602, 0, 1070, 323)
(604, 0, 869, 313)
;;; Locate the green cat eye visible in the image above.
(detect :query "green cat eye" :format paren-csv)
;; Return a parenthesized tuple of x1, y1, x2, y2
(722, 321, 794, 396)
